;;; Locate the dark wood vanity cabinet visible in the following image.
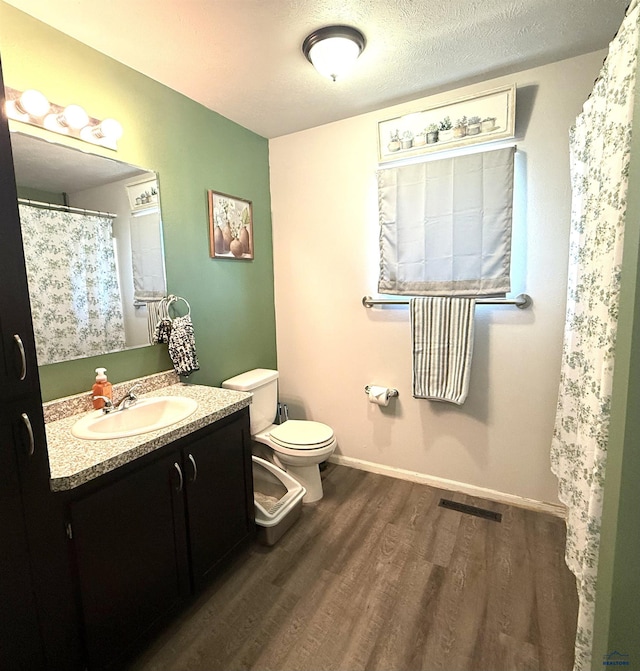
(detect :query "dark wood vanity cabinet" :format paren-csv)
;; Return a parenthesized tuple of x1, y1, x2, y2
(66, 409, 255, 670)
(69, 451, 190, 670)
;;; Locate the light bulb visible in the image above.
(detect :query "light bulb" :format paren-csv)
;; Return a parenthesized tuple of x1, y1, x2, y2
(5, 100, 29, 122)
(16, 89, 50, 117)
(59, 104, 89, 130)
(93, 119, 122, 141)
(43, 113, 69, 134)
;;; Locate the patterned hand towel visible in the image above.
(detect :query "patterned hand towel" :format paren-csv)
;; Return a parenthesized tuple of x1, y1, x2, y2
(153, 317, 172, 344)
(410, 297, 476, 404)
(167, 315, 200, 377)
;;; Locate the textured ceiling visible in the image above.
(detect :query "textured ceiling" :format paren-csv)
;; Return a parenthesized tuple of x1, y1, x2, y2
(7, 0, 628, 138)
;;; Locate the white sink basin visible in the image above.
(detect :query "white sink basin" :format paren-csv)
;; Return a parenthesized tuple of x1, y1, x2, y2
(71, 396, 198, 440)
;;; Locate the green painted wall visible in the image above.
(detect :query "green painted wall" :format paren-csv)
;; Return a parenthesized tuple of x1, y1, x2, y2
(0, 3, 277, 401)
(592, 67, 640, 666)
(17, 186, 65, 204)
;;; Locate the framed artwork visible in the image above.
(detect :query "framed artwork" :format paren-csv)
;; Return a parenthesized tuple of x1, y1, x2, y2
(126, 177, 159, 211)
(378, 84, 516, 162)
(207, 190, 254, 260)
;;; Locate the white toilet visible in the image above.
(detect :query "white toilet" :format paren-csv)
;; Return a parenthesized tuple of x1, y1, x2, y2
(221, 369, 336, 503)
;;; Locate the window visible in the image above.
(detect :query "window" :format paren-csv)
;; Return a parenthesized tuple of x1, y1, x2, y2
(377, 146, 515, 296)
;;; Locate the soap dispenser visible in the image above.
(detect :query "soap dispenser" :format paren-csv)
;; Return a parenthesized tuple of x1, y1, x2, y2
(92, 367, 113, 409)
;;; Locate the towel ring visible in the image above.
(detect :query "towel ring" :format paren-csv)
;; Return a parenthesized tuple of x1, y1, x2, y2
(167, 294, 191, 317)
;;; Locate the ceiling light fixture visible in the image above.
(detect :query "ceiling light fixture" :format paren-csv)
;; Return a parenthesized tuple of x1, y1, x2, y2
(4, 86, 123, 150)
(302, 25, 366, 82)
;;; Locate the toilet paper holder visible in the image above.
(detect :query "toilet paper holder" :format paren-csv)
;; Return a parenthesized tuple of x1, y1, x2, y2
(364, 385, 399, 398)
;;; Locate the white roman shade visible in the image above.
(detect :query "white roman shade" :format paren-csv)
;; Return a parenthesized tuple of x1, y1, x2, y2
(377, 146, 515, 296)
(130, 209, 166, 303)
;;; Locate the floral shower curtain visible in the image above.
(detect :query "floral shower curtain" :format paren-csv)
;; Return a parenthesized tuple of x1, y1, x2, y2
(19, 205, 126, 365)
(550, 5, 639, 670)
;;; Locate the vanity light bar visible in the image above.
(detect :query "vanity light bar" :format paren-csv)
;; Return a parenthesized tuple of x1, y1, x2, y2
(4, 87, 123, 150)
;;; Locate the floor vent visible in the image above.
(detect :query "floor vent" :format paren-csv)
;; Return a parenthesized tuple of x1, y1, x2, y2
(438, 498, 502, 522)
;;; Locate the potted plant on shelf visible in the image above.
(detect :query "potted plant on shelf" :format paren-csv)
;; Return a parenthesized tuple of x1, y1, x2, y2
(467, 116, 481, 136)
(438, 116, 453, 142)
(482, 116, 497, 133)
(453, 116, 467, 139)
(401, 130, 414, 150)
(426, 123, 439, 144)
(388, 130, 401, 152)
(413, 129, 427, 146)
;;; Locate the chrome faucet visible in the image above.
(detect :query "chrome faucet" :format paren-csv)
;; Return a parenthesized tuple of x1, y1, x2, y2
(93, 395, 115, 414)
(116, 384, 141, 411)
(93, 384, 141, 414)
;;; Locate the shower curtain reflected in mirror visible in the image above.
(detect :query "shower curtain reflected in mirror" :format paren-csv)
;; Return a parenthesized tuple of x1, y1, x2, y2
(18, 204, 126, 365)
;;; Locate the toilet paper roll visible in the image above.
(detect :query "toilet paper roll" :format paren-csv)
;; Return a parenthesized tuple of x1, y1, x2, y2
(368, 385, 391, 407)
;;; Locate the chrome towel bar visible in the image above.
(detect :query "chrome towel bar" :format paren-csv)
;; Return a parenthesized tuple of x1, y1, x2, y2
(362, 293, 532, 309)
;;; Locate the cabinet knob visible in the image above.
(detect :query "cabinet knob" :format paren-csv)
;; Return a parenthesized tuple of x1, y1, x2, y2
(173, 462, 184, 492)
(188, 453, 198, 482)
(13, 334, 27, 381)
(21, 413, 35, 456)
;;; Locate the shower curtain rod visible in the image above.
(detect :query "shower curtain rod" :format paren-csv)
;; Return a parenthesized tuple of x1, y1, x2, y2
(362, 293, 532, 309)
(18, 198, 117, 219)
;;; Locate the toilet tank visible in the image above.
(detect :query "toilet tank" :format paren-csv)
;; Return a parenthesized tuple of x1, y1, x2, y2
(221, 368, 279, 435)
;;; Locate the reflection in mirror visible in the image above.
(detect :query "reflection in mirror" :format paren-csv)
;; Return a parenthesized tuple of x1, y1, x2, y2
(10, 132, 167, 365)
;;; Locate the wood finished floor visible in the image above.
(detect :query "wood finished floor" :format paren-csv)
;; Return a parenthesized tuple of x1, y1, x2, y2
(131, 464, 578, 671)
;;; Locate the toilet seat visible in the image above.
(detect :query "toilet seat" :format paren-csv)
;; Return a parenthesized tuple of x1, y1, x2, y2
(269, 420, 334, 451)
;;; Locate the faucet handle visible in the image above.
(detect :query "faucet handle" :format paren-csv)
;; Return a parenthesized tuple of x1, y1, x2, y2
(127, 383, 142, 400)
(93, 395, 114, 413)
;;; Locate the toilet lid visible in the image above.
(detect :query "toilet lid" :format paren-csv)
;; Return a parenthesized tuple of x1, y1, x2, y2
(270, 420, 334, 450)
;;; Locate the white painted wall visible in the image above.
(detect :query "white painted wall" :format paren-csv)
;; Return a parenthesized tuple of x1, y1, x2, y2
(268, 51, 605, 505)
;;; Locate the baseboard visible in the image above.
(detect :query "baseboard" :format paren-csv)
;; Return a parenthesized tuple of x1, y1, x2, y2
(328, 454, 566, 519)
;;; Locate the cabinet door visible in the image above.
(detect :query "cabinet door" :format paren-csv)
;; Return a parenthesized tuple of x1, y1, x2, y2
(69, 453, 189, 670)
(12, 395, 83, 669)
(0, 61, 40, 400)
(0, 407, 45, 669)
(184, 413, 255, 589)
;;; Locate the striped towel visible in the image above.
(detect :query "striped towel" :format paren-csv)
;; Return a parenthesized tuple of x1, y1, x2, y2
(410, 297, 476, 404)
(147, 297, 170, 343)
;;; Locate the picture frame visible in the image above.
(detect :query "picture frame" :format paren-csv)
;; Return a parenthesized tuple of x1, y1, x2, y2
(377, 84, 516, 163)
(207, 190, 254, 260)
(126, 177, 160, 211)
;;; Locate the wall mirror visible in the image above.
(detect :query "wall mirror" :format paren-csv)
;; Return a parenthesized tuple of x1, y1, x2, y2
(10, 131, 167, 366)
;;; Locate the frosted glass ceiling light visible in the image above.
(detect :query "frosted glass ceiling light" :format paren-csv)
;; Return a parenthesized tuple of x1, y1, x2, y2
(302, 25, 366, 82)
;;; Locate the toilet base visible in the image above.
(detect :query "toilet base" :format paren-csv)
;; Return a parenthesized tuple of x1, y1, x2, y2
(274, 457, 323, 503)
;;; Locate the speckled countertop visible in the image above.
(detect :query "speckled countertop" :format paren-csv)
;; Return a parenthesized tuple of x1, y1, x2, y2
(45, 382, 252, 492)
